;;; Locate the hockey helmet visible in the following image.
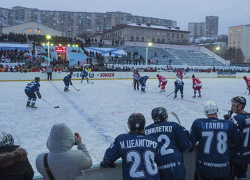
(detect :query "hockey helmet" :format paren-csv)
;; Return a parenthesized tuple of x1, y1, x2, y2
(127, 113, 146, 133)
(204, 101, 218, 115)
(156, 74, 159, 77)
(243, 76, 247, 79)
(0, 132, 14, 147)
(151, 107, 168, 123)
(231, 96, 246, 108)
(176, 78, 180, 81)
(70, 71, 73, 75)
(192, 74, 195, 78)
(35, 77, 40, 82)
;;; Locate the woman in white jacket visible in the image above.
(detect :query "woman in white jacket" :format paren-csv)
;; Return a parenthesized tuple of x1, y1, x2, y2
(36, 123, 92, 180)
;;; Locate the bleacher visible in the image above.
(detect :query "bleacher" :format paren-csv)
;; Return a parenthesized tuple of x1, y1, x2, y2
(121, 46, 184, 65)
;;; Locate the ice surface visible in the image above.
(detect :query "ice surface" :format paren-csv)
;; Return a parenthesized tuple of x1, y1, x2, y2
(0, 78, 247, 176)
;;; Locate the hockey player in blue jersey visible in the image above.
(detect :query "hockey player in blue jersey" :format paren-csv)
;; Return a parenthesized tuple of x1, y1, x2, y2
(190, 101, 243, 180)
(225, 96, 250, 180)
(145, 107, 190, 180)
(138, 76, 149, 92)
(80, 68, 89, 83)
(100, 113, 161, 180)
(63, 72, 73, 92)
(174, 78, 184, 99)
(24, 77, 42, 108)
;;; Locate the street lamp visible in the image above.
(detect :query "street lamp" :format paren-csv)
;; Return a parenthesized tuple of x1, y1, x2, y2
(213, 46, 220, 69)
(146, 42, 152, 66)
(46, 35, 51, 65)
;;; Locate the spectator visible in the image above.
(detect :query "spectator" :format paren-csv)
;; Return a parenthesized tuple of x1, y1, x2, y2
(36, 123, 92, 180)
(190, 101, 243, 180)
(145, 107, 190, 180)
(100, 113, 160, 180)
(0, 131, 34, 179)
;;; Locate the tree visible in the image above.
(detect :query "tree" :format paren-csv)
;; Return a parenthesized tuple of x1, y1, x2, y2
(224, 47, 245, 63)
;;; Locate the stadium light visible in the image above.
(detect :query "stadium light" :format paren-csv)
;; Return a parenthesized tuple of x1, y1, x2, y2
(213, 46, 220, 69)
(46, 35, 51, 65)
(146, 41, 152, 66)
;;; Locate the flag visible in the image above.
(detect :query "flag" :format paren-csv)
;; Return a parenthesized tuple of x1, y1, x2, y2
(3, 38, 8, 42)
(0, 14, 7, 20)
(27, 53, 32, 58)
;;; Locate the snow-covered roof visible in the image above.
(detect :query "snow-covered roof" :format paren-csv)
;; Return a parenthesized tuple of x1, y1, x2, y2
(0, 43, 29, 48)
(126, 23, 187, 32)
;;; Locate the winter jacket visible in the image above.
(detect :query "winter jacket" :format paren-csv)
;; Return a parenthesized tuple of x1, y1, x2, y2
(0, 146, 34, 180)
(36, 123, 92, 180)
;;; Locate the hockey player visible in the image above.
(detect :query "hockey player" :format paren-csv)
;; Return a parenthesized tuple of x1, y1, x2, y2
(139, 76, 149, 92)
(156, 74, 168, 92)
(243, 76, 250, 94)
(225, 96, 250, 180)
(176, 69, 183, 80)
(174, 78, 184, 99)
(80, 68, 89, 83)
(192, 74, 202, 98)
(24, 77, 42, 108)
(63, 72, 73, 92)
(190, 101, 243, 180)
(133, 69, 140, 90)
(100, 113, 160, 180)
(145, 107, 190, 180)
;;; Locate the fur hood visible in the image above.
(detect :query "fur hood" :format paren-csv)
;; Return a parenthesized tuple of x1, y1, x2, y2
(0, 147, 28, 169)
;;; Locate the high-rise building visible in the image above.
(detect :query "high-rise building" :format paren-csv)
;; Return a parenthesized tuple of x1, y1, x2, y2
(0, 6, 176, 38)
(205, 16, 218, 37)
(188, 22, 205, 38)
(228, 25, 250, 62)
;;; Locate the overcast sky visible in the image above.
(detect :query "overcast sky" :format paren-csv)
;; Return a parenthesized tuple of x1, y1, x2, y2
(1, 0, 250, 35)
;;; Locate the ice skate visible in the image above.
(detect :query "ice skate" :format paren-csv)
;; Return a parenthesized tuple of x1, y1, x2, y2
(198, 95, 201, 98)
(192, 95, 196, 98)
(26, 103, 30, 108)
(30, 104, 37, 109)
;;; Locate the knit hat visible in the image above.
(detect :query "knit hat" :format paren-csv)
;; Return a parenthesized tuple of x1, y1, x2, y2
(0, 132, 14, 147)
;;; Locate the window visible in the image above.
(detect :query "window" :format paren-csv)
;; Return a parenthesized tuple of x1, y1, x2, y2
(136, 37, 139, 41)
(157, 39, 160, 42)
(152, 32, 155, 36)
(142, 37, 144, 41)
(177, 34, 179, 38)
(136, 31, 140, 35)
(181, 34, 183, 39)
(141, 31, 144, 35)
(131, 30, 134, 35)
(157, 32, 160, 37)
(167, 33, 169, 37)
(152, 38, 155, 42)
(238, 33, 241, 36)
(147, 31, 150, 36)
(162, 33, 165, 37)
(131, 36, 134, 41)
(162, 39, 165, 43)
(172, 33, 174, 38)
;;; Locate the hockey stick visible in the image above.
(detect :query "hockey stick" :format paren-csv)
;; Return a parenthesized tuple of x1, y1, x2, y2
(171, 111, 181, 126)
(88, 80, 94, 84)
(71, 84, 80, 91)
(42, 99, 59, 108)
(244, 88, 248, 94)
(166, 91, 175, 97)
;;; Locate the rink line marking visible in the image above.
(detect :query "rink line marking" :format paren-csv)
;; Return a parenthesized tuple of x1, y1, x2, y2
(49, 82, 113, 143)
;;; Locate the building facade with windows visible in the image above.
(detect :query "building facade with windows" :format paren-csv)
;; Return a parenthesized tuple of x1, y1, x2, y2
(205, 16, 218, 37)
(99, 23, 189, 45)
(0, 6, 176, 38)
(228, 25, 250, 62)
(188, 22, 205, 38)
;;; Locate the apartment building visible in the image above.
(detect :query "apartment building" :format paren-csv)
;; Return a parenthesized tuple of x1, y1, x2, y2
(205, 16, 218, 37)
(0, 6, 176, 38)
(228, 25, 250, 62)
(188, 22, 205, 38)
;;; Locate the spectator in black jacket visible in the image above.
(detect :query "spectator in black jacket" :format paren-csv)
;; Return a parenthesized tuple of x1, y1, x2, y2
(0, 131, 34, 180)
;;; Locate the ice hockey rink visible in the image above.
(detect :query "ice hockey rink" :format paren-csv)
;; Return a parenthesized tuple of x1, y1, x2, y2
(0, 77, 248, 176)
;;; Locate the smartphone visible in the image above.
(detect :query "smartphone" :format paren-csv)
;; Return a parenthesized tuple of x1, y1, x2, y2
(74, 133, 78, 145)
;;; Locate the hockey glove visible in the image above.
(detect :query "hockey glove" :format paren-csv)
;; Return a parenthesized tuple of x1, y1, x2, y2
(158, 85, 160, 88)
(100, 161, 117, 168)
(38, 94, 42, 99)
(70, 82, 73, 85)
(223, 114, 231, 120)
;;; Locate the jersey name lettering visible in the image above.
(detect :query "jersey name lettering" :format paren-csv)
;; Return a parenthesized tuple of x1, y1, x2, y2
(120, 139, 157, 149)
(145, 126, 172, 135)
(205, 122, 224, 129)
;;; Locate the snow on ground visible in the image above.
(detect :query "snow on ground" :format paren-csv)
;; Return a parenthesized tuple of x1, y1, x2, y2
(0, 77, 247, 176)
